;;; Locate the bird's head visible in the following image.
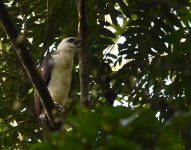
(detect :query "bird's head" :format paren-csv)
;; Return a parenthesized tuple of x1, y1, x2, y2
(57, 37, 81, 52)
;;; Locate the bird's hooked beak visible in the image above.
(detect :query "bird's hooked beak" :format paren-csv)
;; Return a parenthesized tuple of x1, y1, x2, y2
(74, 39, 82, 48)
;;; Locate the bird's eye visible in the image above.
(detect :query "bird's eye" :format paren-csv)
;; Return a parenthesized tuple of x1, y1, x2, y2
(67, 38, 76, 43)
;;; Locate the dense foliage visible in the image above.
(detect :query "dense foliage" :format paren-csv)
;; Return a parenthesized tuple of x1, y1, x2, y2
(0, 0, 191, 149)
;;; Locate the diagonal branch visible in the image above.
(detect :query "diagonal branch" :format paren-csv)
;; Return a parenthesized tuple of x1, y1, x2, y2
(0, 1, 56, 128)
(76, 0, 89, 104)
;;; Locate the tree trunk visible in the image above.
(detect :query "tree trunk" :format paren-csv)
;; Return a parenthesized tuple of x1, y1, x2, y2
(77, 0, 89, 104)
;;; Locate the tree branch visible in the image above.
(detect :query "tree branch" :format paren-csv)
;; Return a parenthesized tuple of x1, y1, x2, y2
(76, 0, 89, 104)
(0, 1, 57, 128)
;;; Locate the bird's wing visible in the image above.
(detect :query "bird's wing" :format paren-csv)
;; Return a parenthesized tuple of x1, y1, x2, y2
(39, 54, 54, 84)
(34, 54, 54, 117)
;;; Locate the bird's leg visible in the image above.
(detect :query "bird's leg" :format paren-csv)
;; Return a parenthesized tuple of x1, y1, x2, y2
(39, 102, 64, 132)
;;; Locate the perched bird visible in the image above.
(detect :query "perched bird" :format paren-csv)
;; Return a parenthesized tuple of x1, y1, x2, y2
(34, 37, 81, 117)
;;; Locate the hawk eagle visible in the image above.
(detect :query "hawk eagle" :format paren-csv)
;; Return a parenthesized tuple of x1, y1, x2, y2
(34, 37, 81, 117)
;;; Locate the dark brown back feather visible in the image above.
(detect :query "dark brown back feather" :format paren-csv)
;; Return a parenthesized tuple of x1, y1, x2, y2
(34, 54, 54, 117)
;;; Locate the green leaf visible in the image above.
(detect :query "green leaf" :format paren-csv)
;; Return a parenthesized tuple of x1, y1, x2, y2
(100, 27, 116, 38)
(117, 0, 130, 18)
(106, 53, 118, 59)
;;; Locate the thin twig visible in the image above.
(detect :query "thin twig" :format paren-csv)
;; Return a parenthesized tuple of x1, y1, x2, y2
(43, 0, 49, 47)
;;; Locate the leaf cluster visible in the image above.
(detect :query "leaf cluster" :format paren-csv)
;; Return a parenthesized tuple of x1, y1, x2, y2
(0, 0, 191, 149)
